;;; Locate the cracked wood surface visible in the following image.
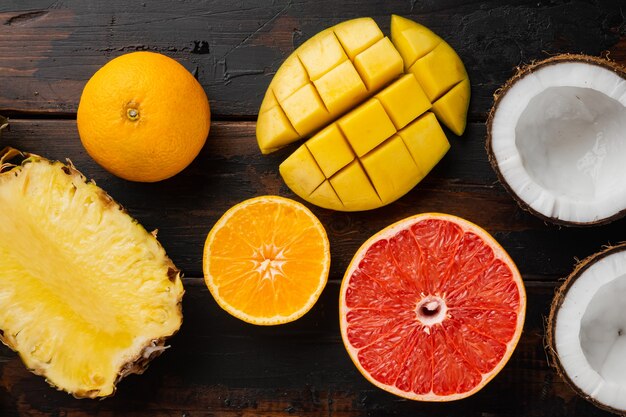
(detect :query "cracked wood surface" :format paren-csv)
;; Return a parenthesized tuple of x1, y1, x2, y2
(0, 0, 625, 118)
(1, 0, 626, 416)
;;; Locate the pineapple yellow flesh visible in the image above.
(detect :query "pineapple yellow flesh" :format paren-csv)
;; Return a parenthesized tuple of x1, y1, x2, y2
(0, 155, 183, 398)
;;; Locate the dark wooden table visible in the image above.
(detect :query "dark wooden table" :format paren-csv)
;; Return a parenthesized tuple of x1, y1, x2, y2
(1, 1, 625, 416)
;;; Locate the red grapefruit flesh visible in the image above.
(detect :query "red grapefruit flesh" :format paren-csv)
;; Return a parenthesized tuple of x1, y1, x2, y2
(339, 213, 526, 401)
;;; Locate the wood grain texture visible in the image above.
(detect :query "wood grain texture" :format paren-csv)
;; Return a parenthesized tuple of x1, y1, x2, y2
(1, 0, 624, 118)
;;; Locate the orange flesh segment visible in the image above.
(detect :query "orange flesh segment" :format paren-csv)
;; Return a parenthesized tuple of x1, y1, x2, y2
(343, 217, 522, 396)
(205, 197, 329, 324)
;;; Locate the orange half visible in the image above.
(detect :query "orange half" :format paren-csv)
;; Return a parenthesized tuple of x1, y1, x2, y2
(203, 196, 330, 325)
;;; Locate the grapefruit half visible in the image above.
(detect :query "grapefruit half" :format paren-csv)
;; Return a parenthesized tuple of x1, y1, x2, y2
(339, 213, 526, 401)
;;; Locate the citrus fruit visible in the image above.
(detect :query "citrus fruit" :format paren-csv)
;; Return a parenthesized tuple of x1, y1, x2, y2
(340, 213, 526, 401)
(77, 51, 211, 182)
(203, 196, 330, 325)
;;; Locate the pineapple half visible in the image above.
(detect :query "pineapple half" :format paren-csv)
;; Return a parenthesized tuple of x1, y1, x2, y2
(0, 148, 184, 398)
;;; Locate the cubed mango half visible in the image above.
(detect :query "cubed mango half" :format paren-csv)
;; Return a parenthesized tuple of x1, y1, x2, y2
(258, 15, 468, 210)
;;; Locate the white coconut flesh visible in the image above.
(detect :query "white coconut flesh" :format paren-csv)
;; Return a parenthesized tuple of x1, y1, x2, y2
(490, 61, 626, 224)
(554, 249, 626, 409)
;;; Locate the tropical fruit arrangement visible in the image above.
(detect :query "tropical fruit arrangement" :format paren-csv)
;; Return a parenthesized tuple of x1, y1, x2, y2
(1, 10, 626, 414)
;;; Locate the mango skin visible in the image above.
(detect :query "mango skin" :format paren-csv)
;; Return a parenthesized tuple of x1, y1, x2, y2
(259, 16, 469, 211)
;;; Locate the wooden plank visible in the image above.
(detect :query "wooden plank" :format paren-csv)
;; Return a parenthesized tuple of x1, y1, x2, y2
(0, 281, 613, 416)
(4, 118, 625, 281)
(1, 0, 624, 118)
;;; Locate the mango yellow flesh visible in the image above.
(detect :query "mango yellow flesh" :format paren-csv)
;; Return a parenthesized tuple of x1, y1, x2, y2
(259, 15, 469, 210)
(392, 14, 470, 134)
(280, 72, 449, 211)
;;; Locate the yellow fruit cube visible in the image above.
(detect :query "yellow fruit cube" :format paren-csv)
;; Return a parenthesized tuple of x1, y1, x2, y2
(338, 99, 396, 157)
(409, 42, 467, 101)
(376, 74, 431, 129)
(309, 181, 344, 211)
(306, 124, 355, 178)
(432, 78, 471, 136)
(397, 112, 450, 176)
(297, 30, 348, 81)
(390, 15, 441, 69)
(271, 56, 310, 102)
(313, 60, 368, 116)
(256, 105, 299, 154)
(353, 37, 403, 92)
(329, 160, 381, 211)
(258, 89, 279, 114)
(279, 145, 326, 197)
(361, 135, 422, 203)
(334, 17, 384, 60)
(281, 83, 330, 136)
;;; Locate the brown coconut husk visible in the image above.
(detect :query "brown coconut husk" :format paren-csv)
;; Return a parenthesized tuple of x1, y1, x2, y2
(486, 54, 626, 227)
(546, 243, 626, 415)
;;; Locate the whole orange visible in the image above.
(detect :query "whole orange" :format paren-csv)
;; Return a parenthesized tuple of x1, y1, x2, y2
(77, 51, 211, 182)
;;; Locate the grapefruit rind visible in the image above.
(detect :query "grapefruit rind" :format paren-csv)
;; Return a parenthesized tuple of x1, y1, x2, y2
(203, 196, 331, 326)
(339, 213, 526, 401)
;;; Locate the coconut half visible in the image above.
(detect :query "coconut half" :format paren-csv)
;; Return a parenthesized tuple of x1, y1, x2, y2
(548, 243, 626, 414)
(487, 54, 626, 226)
